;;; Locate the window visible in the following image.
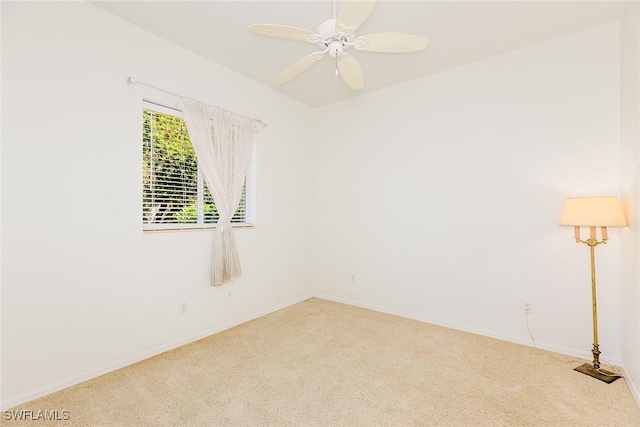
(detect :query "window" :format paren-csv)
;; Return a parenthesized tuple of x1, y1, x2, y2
(142, 101, 253, 231)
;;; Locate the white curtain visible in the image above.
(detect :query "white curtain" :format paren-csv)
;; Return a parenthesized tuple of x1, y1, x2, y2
(179, 98, 259, 285)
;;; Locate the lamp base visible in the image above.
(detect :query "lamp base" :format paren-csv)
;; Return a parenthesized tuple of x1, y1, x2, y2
(574, 363, 621, 383)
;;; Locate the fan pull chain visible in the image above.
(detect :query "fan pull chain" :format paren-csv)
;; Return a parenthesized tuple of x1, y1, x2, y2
(335, 56, 339, 76)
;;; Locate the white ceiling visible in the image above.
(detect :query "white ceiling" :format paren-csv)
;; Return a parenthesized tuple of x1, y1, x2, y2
(92, 1, 626, 107)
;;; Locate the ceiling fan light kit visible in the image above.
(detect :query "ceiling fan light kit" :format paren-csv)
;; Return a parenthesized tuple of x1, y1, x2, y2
(249, 0, 429, 90)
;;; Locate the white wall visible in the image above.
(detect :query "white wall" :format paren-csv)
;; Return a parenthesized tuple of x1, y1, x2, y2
(620, 1, 640, 404)
(1, 2, 314, 406)
(313, 23, 622, 362)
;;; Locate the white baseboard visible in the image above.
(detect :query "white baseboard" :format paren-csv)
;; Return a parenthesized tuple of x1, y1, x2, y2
(313, 293, 621, 367)
(1, 293, 313, 410)
(620, 364, 640, 406)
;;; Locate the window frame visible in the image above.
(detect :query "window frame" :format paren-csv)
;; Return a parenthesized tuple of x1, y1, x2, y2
(142, 100, 256, 232)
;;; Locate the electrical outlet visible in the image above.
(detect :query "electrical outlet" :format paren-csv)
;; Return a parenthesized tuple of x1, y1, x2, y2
(524, 301, 532, 313)
(180, 302, 188, 314)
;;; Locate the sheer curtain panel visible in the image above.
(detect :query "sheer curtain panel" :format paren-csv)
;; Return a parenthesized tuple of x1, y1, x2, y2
(179, 98, 259, 285)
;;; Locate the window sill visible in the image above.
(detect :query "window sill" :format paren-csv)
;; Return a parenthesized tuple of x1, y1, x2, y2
(143, 224, 255, 233)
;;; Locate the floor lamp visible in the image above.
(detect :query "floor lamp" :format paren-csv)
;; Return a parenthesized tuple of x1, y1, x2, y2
(559, 196, 627, 383)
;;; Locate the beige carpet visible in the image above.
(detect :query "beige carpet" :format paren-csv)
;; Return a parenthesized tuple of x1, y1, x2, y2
(6, 298, 640, 426)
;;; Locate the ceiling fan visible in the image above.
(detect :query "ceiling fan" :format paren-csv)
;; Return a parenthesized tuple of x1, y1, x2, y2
(249, 0, 429, 90)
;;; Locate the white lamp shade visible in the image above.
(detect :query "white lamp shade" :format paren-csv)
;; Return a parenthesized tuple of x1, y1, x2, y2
(559, 196, 627, 227)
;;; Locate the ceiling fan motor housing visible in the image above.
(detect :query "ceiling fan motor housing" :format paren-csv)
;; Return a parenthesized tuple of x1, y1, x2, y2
(317, 18, 352, 57)
(317, 19, 338, 40)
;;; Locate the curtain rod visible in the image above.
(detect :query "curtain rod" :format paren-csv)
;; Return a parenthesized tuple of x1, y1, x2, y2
(126, 77, 267, 128)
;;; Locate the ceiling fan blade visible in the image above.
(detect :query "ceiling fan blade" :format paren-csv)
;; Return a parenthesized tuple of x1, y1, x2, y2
(337, 53, 365, 90)
(250, 24, 319, 42)
(276, 51, 326, 84)
(336, 0, 376, 36)
(354, 33, 429, 53)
